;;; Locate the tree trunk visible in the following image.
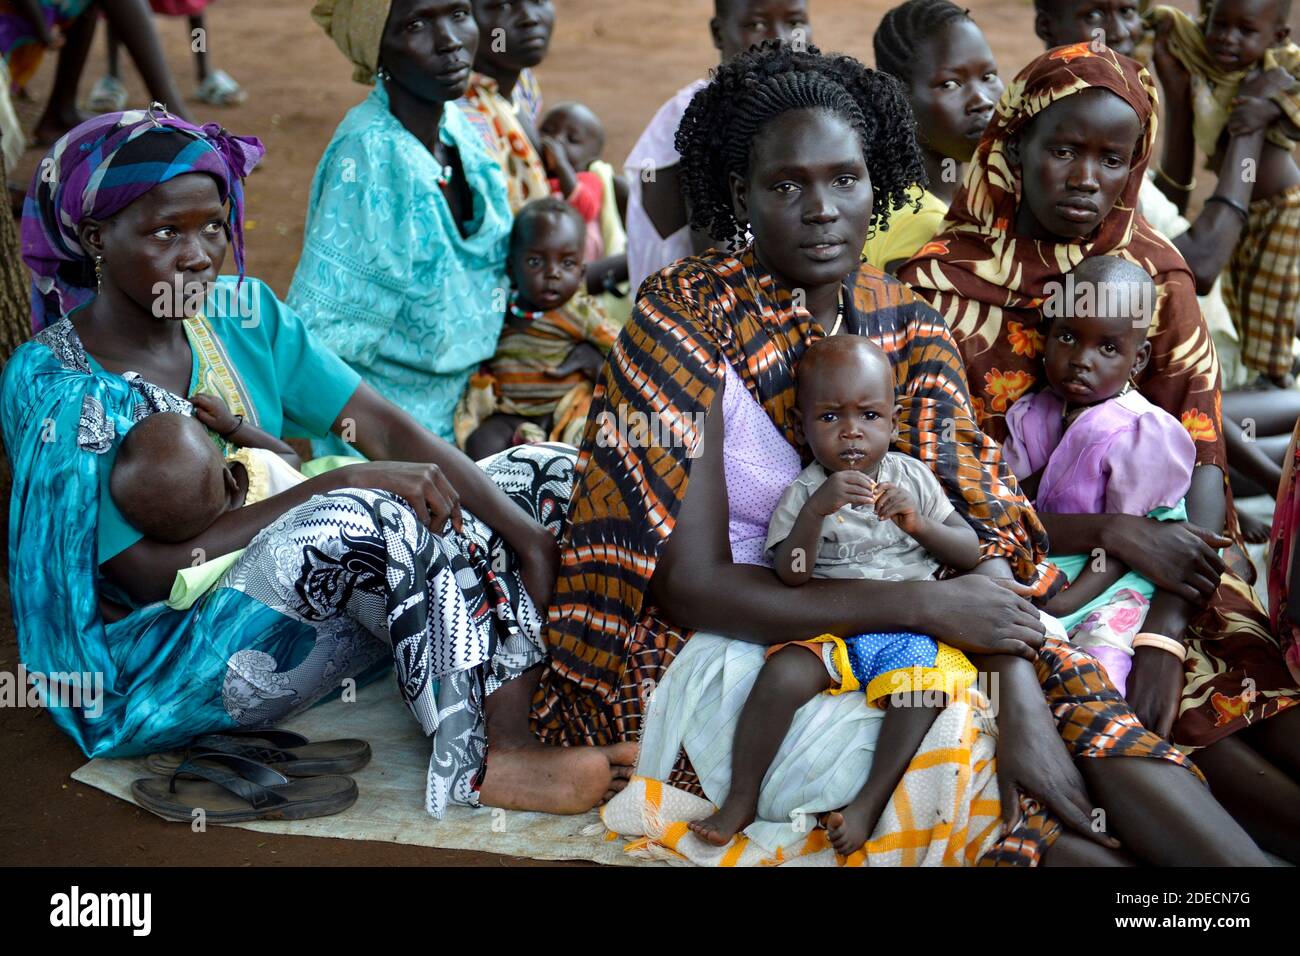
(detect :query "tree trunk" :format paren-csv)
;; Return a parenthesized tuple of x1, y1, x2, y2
(0, 150, 29, 368)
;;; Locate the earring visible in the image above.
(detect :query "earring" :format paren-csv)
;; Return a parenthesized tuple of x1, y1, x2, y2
(376, 65, 391, 82)
(94, 255, 103, 290)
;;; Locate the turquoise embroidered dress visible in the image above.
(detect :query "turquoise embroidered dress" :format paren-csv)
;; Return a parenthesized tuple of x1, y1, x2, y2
(288, 81, 512, 445)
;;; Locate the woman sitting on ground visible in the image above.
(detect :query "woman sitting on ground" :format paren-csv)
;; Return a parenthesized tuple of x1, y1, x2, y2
(900, 43, 1300, 863)
(534, 40, 1265, 866)
(4, 107, 632, 821)
(290, 0, 512, 447)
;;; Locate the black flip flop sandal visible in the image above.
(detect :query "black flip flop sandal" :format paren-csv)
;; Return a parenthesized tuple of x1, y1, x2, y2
(131, 752, 358, 824)
(144, 729, 371, 778)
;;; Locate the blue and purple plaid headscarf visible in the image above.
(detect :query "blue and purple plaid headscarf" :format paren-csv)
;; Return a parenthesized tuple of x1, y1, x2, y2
(21, 104, 266, 331)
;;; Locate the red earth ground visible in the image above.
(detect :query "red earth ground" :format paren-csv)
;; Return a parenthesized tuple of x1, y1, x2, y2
(0, 0, 1248, 866)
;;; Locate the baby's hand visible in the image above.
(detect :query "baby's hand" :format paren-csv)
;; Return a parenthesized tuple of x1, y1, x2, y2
(808, 470, 876, 518)
(547, 342, 604, 381)
(190, 392, 239, 435)
(873, 481, 922, 534)
(1240, 66, 1295, 101)
(1228, 93, 1283, 135)
(540, 135, 574, 180)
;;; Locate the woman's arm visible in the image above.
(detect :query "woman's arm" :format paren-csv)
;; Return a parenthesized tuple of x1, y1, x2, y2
(640, 164, 688, 240)
(1151, 18, 1197, 214)
(336, 382, 560, 607)
(1172, 129, 1266, 296)
(585, 253, 628, 297)
(102, 460, 453, 604)
(1037, 497, 1229, 605)
(1126, 465, 1228, 737)
(648, 377, 1047, 655)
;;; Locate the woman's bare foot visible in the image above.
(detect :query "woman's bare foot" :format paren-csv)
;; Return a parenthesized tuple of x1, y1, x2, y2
(1238, 509, 1272, 545)
(600, 757, 637, 803)
(479, 742, 615, 814)
(688, 797, 755, 847)
(824, 805, 877, 857)
(599, 741, 639, 768)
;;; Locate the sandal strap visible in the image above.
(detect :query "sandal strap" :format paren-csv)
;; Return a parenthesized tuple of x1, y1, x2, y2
(188, 736, 298, 765)
(169, 752, 291, 810)
(197, 728, 309, 749)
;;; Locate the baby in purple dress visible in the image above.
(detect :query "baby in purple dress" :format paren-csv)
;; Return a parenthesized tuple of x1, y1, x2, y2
(1003, 256, 1196, 695)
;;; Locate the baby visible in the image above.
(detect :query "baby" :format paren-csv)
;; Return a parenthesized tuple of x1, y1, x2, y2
(538, 101, 628, 264)
(110, 393, 304, 543)
(1004, 256, 1197, 694)
(690, 335, 982, 856)
(457, 198, 620, 459)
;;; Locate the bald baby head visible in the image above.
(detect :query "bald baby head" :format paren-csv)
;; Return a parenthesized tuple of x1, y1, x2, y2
(796, 335, 899, 474)
(110, 412, 232, 543)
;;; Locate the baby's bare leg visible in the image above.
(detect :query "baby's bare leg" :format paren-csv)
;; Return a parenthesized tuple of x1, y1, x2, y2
(688, 646, 833, 847)
(826, 694, 942, 856)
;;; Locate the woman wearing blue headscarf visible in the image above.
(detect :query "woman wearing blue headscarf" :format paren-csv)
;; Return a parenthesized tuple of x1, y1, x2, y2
(3, 106, 632, 818)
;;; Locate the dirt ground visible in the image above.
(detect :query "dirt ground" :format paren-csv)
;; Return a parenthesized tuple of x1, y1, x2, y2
(0, 0, 1247, 867)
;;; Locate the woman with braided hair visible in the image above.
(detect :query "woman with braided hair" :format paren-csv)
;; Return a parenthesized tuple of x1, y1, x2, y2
(864, 0, 1002, 273)
(535, 41, 1263, 865)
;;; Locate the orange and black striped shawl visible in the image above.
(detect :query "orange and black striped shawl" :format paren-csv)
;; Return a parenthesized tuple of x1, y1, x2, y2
(534, 246, 1059, 745)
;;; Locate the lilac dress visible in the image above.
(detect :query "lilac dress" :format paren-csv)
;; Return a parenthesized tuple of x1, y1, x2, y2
(1003, 387, 1197, 693)
(719, 359, 802, 566)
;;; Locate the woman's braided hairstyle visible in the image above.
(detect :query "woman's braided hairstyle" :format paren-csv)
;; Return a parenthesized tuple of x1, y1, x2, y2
(874, 0, 973, 83)
(675, 40, 926, 246)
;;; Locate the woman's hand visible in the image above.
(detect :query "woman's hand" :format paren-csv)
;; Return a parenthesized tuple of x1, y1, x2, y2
(920, 576, 1046, 661)
(1124, 646, 1185, 739)
(1150, 16, 1188, 93)
(1103, 516, 1229, 604)
(515, 526, 561, 612)
(995, 682, 1122, 850)
(336, 461, 463, 535)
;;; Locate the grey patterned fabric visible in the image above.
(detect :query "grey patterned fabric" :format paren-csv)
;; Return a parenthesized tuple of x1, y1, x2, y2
(216, 444, 576, 816)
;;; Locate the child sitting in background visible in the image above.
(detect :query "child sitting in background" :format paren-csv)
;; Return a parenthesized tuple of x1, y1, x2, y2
(689, 335, 981, 856)
(110, 392, 303, 544)
(455, 198, 620, 460)
(1003, 256, 1197, 696)
(539, 101, 630, 324)
(1148, 0, 1300, 387)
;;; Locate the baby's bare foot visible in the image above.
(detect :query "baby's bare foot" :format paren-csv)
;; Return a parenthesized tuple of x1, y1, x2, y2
(825, 806, 875, 857)
(688, 799, 755, 847)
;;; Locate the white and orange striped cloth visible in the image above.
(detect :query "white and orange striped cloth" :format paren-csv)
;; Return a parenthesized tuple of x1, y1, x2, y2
(595, 634, 1005, 866)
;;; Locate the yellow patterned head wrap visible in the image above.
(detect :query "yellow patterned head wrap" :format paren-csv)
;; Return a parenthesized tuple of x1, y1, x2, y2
(311, 0, 393, 85)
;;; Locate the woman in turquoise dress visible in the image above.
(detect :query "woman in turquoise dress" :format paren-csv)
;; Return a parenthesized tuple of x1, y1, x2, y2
(288, 0, 512, 446)
(5, 105, 633, 819)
